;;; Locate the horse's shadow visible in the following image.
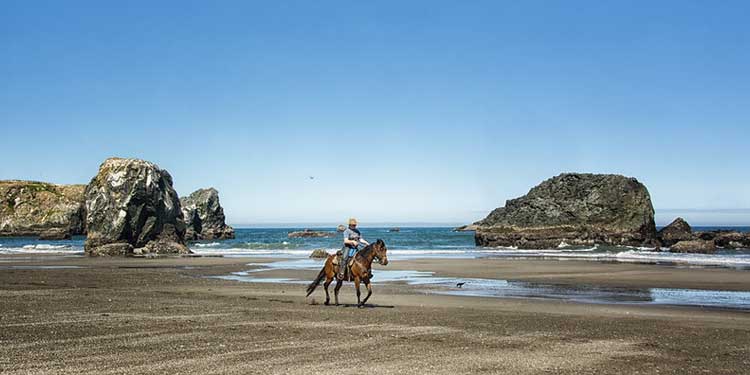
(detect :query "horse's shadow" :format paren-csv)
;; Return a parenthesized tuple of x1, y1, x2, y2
(327, 303, 395, 309)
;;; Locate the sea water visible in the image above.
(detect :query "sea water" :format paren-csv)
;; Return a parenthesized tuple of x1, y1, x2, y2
(1, 227, 750, 269)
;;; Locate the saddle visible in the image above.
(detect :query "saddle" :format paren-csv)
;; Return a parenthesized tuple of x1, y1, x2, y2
(333, 250, 357, 281)
(332, 251, 355, 267)
(333, 250, 373, 281)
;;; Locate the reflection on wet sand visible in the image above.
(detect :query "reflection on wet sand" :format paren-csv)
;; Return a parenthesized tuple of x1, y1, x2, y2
(217, 260, 750, 310)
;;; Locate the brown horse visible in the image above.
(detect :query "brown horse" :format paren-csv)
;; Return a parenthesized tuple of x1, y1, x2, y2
(306, 239, 389, 307)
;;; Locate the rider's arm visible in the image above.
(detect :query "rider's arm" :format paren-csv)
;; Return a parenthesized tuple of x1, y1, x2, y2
(359, 238, 370, 246)
(343, 229, 358, 247)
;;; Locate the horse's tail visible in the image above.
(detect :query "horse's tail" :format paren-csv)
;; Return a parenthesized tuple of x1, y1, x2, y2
(306, 265, 327, 297)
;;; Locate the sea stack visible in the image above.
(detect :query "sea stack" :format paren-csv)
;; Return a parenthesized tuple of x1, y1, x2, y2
(657, 217, 693, 247)
(180, 188, 235, 240)
(0, 180, 86, 238)
(84, 158, 189, 256)
(475, 173, 657, 249)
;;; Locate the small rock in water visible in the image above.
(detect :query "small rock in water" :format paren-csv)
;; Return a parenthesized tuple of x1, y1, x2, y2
(309, 248, 329, 259)
(288, 229, 335, 238)
(38, 228, 73, 240)
(669, 240, 717, 254)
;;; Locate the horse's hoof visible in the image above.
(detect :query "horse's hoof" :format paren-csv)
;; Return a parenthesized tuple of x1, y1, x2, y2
(324, 301, 330, 306)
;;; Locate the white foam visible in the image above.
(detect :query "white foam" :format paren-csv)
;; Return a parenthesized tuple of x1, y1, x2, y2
(508, 249, 750, 268)
(613, 250, 750, 267)
(0, 245, 83, 254)
(22, 244, 72, 250)
(478, 245, 598, 254)
(190, 248, 314, 256)
(186, 243, 750, 269)
(193, 242, 221, 248)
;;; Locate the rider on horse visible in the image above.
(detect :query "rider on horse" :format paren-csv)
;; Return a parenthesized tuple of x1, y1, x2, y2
(339, 218, 369, 279)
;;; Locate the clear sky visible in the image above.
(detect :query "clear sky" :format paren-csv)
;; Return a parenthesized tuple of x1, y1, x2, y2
(1, 1, 749, 226)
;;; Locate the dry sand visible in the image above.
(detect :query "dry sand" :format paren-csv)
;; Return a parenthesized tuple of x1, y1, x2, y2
(1, 255, 749, 374)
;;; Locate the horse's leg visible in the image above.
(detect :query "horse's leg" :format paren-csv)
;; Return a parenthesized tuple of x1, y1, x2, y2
(361, 279, 373, 306)
(334, 279, 343, 306)
(354, 277, 362, 307)
(323, 276, 332, 305)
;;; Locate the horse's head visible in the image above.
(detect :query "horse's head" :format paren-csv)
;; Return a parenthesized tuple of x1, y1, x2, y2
(373, 239, 388, 266)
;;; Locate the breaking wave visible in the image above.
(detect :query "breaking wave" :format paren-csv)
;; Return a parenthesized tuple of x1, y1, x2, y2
(0, 244, 83, 254)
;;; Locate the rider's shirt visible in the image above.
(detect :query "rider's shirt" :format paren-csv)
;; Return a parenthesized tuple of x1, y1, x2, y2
(343, 227, 362, 249)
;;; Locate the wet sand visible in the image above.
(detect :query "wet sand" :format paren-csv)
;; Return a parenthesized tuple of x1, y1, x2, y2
(1, 255, 749, 374)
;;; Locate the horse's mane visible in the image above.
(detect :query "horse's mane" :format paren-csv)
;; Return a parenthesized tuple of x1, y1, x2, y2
(355, 240, 382, 261)
(356, 243, 374, 260)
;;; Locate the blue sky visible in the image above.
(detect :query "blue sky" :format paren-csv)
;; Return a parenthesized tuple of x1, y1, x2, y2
(1, 1, 749, 225)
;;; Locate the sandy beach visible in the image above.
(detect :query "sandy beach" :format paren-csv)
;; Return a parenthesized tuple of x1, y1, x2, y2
(2, 255, 749, 374)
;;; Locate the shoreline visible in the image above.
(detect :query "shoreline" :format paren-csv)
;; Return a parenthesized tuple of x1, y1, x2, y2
(3, 253, 750, 291)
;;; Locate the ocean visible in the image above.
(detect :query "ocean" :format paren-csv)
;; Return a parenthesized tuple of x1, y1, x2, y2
(1, 227, 749, 269)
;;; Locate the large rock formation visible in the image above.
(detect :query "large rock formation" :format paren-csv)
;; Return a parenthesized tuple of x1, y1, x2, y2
(658, 217, 693, 247)
(475, 173, 657, 248)
(180, 188, 235, 241)
(0, 180, 86, 238)
(84, 158, 189, 256)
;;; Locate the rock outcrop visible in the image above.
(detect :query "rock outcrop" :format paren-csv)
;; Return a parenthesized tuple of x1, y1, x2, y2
(654, 218, 750, 252)
(658, 217, 693, 247)
(336, 224, 346, 232)
(670, 240, 717, 254)
(0, 180, 86, 238)
(180, 188, 235, 241)
(309, 248, 330, 258)
(84, 158, 189, 256)
(713, 232, 750, 249)
(453, 224, 478, 232)
(475, 173, 657, 248)
(696, 230, 750, 250)
(38, 228, 73, 240)
(288, 229, 336, 238)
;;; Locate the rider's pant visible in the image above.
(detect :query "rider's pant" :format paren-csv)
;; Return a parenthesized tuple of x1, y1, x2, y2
(340, 246, 356, 275)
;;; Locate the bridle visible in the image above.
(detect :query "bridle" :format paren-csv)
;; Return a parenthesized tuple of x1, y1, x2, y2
(373, 245, 387, 265)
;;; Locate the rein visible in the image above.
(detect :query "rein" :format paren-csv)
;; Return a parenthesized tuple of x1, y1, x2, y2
(354, 244, 382, 270)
